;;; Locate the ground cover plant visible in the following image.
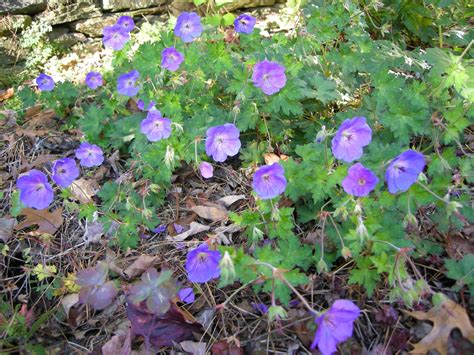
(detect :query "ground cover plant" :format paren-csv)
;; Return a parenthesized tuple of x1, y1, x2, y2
(1, 0, 473, 353)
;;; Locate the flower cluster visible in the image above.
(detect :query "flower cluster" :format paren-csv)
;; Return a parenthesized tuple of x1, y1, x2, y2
(103, 16, 134, 50)
(16, 142, 103, 209)
(331, 116, 425, 197)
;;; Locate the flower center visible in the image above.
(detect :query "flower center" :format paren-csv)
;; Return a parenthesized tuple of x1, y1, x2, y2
(240, 20, 247, 25)
(342, 130, 352, 141)
(127, 80, 133, 87)
(358, 178, 366, 186)
(263, 74, 269, 81)
(35, 183, 44, 192)
(262, 173, 270, 182)
(59, 168, 66, 174)
(197, 252, 208, 263)
(216, 136, 224, 144)
(155, 121, 162, 128)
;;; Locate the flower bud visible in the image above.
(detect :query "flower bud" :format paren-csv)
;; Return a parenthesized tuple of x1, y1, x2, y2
(165, 145, 175, 169)
(353, 202, 363, 215)
(341, 247, 352, 260)
(219, 251, 236, 286)
(447, 201, 462, 215)
(268, 305, 287, 321)
(403, 213, 418, 228)
(315, 125, 327, 144)
(317, 259, 328, 273)
(356, 218, 368, 239)
(271, 204, 281, 221)
(417, 172, 427, 183)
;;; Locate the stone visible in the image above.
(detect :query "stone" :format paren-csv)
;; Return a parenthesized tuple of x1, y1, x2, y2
(70, 15, 118, 38)
(71, 7, 166, 37)
(221, 0, 276, 12)
(37, 1, 102, 26)
(0, 15, 32, 36)
(0, 0, 46, 15)
(47, 26, 86, 48)
(101, 0, 167, 12)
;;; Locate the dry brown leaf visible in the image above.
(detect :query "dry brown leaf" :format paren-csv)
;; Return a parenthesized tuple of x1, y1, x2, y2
(190, 204, 228, 222)
(168, 222, 210, 242)
(61, 293, 79, 320)
(15, 208, 63, 235)
(123, 255, 160, 279)
(180, 341, 207, 355)
(0, 217, 16, 243)
(69, 178, 99, 204)
(264, 152, 289, 165)
(218, 195, 246, 207)
(0, 88, 14, 101)
(406, 297, 474, 354)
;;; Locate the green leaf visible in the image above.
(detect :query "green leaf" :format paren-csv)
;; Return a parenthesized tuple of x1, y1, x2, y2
(445, 255, 474, 294)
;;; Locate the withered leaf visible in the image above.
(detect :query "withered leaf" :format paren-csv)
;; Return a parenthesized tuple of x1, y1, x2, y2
(0, 217, 16, 242)
(217, 195, 246, 207)
(406, 297, 474, 354)
(211, 339, 243, 355)
(263, 152, 289, 165)
(190, 204, 228, 222)
(123, 255, 160, 279)
(69, 178, 99, 204)
(15, 208, 63, 235)
(126, 300, 202, 348)
(168, 222, 210, 242)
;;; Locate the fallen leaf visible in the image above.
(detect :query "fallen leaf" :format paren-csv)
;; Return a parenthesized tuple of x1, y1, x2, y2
(126, 300, 202, 348)
(406, 297, 474, 354)
(15, 208, 63, 236)
(61, 293, 79, 320)
(263, 153, 289, 165)
(217, 195, 246, 207)
(0, 217, 16, 242)
(102, 327, 132, 355)
(123, 255, 160, 279)
(211, 339, 243, 355)
(190, 204, 228, 222)
(0, 88, 14, 101)
(214, 224, 242, 245)
(83, 220, 104, 246)
(168, 222, 210, 242)
(69, 178, 99, 204)
(181, 341, 207, 355)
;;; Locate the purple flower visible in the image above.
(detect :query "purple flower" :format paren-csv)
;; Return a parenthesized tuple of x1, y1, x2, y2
(76, 262, 117, 311)
(85, 71, 103, 90)
(35, 73, 54, 91)
(385, 150, 425, 194)
(117, 70, 140, 97)
(234, 14, 256, 34)
(75, 142, 104, 167)
(137, 99, 156, 112)
(178, 287, 195, 303)
(174, 12, 203, 43)
(252, 60, 286, 95)
(199, 162, 213, 179)
(311, 300, 360, 355)
(161, 47, 185, 72)
(252, 302, 269, 315)
(341, 163, 379, 197)
(140, 110, 172, 142)
(252, 163, 287, 200)
(205, 123, 241, 162)
(52, 158, 80, 188)
(331, 117, 372, 163)
(102, 24, 130, 50)
(117, 16, 134, 32)
(185, 243, 221, 283)
(16, 169, 54, 210)
(153, 224, 167, 234)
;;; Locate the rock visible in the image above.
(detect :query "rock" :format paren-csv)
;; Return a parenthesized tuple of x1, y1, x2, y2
(47, 26, 86, 48)
(71, 6, 166, 37)
(0, 0, 46, 15)
(221, 0, 276, 11)
(169, 0, 195, 15)
(37, 1, 102, 26)
(101, 0, 167, 12)
(0, 15, 32, 36)
(71, 15, 118, 37)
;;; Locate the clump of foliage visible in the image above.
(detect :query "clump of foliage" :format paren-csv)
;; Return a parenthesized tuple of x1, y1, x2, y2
(8, 0, 473, 352)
